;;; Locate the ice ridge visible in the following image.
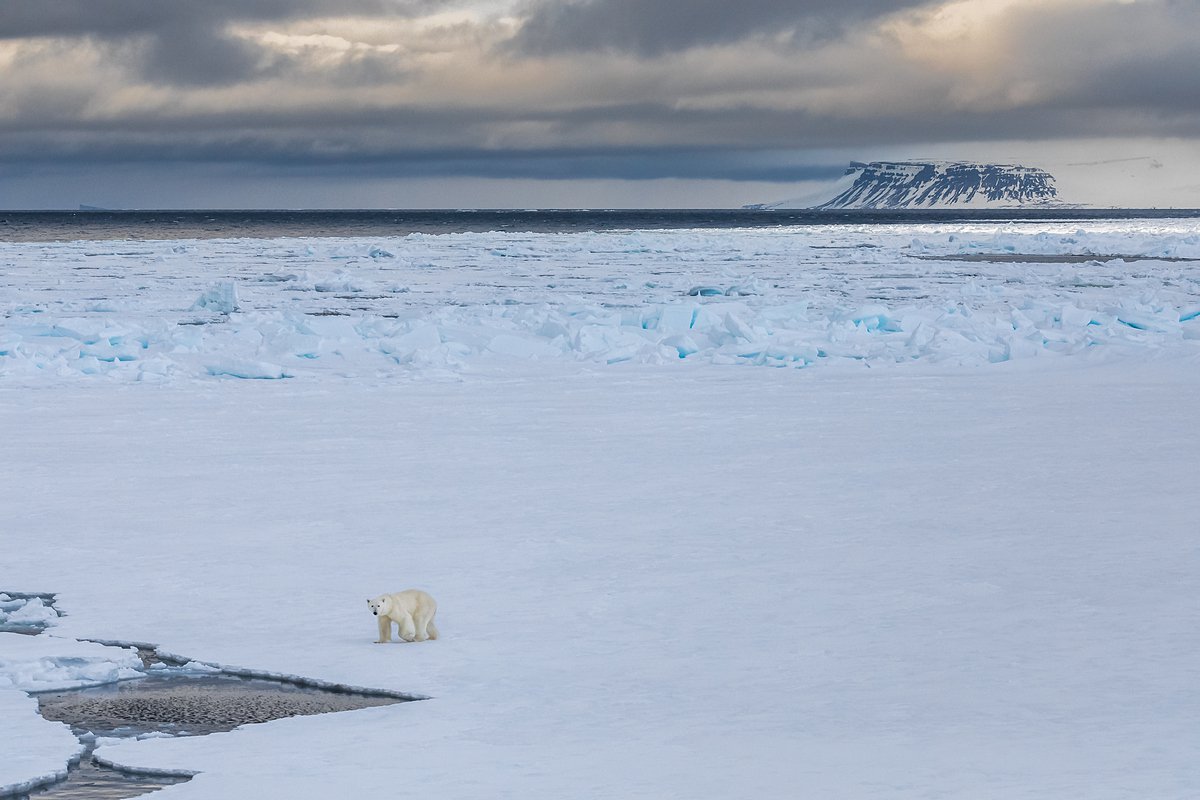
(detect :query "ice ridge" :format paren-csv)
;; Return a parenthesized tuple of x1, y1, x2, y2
(2, 224, 1199, 383)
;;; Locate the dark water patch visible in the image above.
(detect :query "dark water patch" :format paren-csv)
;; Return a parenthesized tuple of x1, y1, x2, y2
(10, 755, 189, 800)
(2, 208, 1200, 242)
(38, 673, 405, 737)
(17, 671, 409, 800)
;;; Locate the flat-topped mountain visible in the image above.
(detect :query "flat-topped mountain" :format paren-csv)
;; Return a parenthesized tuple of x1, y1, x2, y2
(757, 161, 1065, 209)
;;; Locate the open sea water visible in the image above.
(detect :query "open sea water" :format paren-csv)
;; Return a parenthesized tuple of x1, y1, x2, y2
(3, 208, 1200, 241)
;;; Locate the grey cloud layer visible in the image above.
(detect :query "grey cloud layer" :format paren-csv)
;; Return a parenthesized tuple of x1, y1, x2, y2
(1, 0, 1199, 182)
(0, 1, 444, 86)
(989, 1, 1200, 112)
(0, 1, 418, 38)
(513, 0, 933, 55)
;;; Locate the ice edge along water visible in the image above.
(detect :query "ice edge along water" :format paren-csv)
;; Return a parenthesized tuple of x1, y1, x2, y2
(0, 593, 422, 797)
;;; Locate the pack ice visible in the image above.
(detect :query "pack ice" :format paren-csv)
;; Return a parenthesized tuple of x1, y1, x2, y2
(2, 221, 1198, 383)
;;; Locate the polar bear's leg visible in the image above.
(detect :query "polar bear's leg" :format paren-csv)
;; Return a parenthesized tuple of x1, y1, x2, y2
(399, 613, 418, 642)
(423, 618, 439, 641)
(414, 610, 430, 642)
(376, 615, 392, 643)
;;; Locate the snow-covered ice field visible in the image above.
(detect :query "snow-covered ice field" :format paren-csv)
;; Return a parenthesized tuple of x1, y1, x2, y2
(2, 219, 1199, 798)
(2, 220, 1199, 381)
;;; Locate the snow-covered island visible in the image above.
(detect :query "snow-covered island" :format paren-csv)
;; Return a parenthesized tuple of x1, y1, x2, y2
(752, 160, 1067, 209)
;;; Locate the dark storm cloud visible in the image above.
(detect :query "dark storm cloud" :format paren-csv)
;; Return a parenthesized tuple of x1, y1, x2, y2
(512, 0, 934, 55)
(0, 130, 848, 182)
(1052, 48, 1200, 118)
(136, 23, 264, 86)
(0, 2, 415, 39)
(5, 96, 1195, 186)
(0, 1, 441, 86)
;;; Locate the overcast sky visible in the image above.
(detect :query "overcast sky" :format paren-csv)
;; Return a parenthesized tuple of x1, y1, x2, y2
(1, 0, 1197, 208)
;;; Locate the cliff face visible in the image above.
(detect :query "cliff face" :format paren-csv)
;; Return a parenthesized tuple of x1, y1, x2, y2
(812, 161, 1062, 209)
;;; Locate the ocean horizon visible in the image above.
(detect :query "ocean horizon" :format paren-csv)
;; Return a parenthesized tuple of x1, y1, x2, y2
(3, 207, 1200, 241)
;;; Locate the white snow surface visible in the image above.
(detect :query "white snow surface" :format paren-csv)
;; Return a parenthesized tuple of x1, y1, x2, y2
(2, 219, 1199, 798)
(0, 688, 83, 795)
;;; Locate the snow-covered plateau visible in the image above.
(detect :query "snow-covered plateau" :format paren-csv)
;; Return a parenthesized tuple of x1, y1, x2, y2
(2, 219, 1199, 799)
(759, 161, 1065, 210)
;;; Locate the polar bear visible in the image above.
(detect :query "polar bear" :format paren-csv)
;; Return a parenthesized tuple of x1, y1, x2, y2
(367, 589, 439, 643)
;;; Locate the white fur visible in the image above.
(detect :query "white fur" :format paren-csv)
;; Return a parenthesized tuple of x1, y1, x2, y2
(367, 589, 439, 643)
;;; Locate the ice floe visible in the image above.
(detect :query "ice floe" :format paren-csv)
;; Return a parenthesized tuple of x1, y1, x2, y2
(0, 689, 84, 796)
(0, 634, 145, 693)
(0, 594, 60, 632)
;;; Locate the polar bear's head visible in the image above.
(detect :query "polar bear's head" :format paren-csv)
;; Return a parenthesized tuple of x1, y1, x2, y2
(367, 595, 393, 616)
